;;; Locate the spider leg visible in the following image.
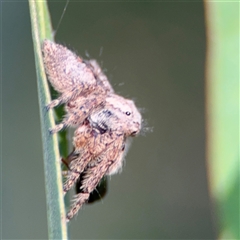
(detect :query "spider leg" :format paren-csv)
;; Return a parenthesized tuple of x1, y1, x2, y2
(46, 99, 61, 111)
(49, 123, 65, 134)
(46, 89, 82, 110)
(63, 171, 80, 196)
(85, 59, 114, 93)
(63, 151, 91, 194)
(66, 155, 111, 221)
(66, 134, 124, 221)
(48, 90, 107, 134)
(61, 149, 77, 179)
(49, 114, 80, 134)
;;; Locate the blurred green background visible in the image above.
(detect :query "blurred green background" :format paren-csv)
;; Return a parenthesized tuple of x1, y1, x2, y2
(2, 1, 215, 239)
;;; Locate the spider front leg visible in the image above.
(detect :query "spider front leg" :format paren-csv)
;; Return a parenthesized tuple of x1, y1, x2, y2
(63, 151, 91, 195)
(66, 135, 124, 222)
(66, 155, 111, 222)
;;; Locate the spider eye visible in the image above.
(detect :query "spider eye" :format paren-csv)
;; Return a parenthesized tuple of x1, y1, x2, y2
(131, 131, 137, 136)
(125, 111, 131, 116)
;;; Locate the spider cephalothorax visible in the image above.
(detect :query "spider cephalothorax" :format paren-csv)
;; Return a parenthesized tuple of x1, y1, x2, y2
(42, 40, 142, 222)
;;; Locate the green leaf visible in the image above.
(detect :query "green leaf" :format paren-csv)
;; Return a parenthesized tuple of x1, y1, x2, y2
(28, 1, 68, 239)
(205, 2, 239, 239)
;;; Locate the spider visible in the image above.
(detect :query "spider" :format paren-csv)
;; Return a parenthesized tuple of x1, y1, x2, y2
(42, 40, 142, 222)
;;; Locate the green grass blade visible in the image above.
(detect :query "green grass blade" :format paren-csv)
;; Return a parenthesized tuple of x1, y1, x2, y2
(205, 2, 239, 239)
(28, 1, 68, 239)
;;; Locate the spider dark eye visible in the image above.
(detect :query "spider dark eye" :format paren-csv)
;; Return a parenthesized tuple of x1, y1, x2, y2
(125, 111, 131, 116)
(131, 131, 137, 136)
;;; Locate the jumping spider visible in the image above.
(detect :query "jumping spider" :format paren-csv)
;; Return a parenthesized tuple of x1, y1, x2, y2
(42, 40, 142, 222)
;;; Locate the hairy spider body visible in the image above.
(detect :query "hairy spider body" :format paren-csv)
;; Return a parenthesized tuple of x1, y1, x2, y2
(42, 40, 142, 222)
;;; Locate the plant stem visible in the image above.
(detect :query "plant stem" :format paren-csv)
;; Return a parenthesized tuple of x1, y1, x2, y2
(29, 1, 68, 239)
